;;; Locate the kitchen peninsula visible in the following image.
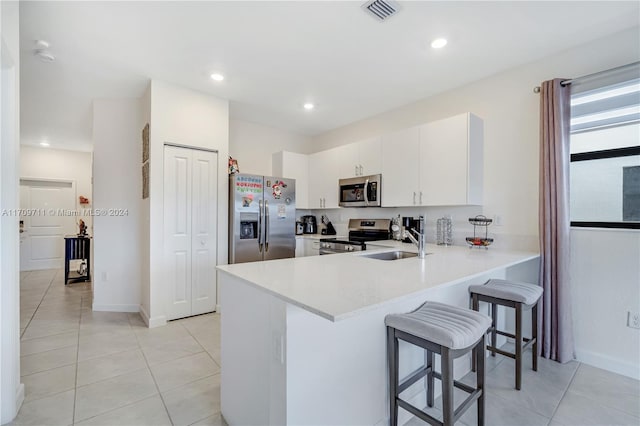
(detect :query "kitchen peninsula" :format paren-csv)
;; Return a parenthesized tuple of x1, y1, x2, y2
(216, 243, 539, 425)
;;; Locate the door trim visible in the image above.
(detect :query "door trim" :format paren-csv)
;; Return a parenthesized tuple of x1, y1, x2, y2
(164, 142, 219, 153)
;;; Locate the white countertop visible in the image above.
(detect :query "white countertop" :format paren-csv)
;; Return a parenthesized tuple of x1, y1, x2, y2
(217, 242, 539, 322)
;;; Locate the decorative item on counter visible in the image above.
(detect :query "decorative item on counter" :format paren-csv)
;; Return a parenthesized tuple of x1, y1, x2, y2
(79, 195, 90, 205)
(391, 215, 402, 240)
(320, 215, 337, 235)
(466, 215, 493, 249)
(436, 216, 453, 246)
(228, 156, 239, 174)
(78, 219, 87, 236)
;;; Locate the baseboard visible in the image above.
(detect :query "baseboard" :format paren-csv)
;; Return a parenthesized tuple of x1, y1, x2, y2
(16, 383, 24, 414)
(92, 303, 140, 313)
(138, 305, 167, 328)
(575, 348, 640, 380)
(215, 303, 221, 312)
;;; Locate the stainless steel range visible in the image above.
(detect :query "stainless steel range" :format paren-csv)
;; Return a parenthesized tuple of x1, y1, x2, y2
(319, 219, 391, 255)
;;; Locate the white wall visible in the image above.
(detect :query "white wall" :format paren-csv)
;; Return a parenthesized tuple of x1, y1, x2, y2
(229, 119, 312, 176)
(20, 146, 93, 229)
(0, 0, 23, 422)
(139, 85, 151, 323)
(92, 99, 142, 312)
(146, 80, 229, 327)
(571, 228, 640, 379)
(310, 27, 640, 376)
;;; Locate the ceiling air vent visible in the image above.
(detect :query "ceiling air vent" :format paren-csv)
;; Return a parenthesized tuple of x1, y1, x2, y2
(362, 0, 399, 22)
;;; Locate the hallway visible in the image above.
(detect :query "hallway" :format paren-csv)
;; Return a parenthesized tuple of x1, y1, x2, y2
(13, 269, 223, 425)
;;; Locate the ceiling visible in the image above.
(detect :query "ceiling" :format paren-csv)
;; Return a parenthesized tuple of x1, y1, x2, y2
(20, 1, 640, 152)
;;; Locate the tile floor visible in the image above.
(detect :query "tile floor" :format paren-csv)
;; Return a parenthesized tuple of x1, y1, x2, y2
(12, 269, 224, 426)
(10, 269, 640, 426)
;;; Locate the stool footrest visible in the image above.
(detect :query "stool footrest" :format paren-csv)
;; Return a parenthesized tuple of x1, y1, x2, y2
(397, 399, 441, 426)
(492, 328, 532, 342)
(430, 372, 477, 394)
(398, 364, 433, 394)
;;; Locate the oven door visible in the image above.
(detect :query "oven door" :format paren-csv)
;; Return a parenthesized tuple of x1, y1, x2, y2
(338, 174, 381, 207)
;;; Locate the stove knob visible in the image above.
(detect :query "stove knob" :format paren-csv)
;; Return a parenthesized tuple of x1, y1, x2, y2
(346, 245, 354, 251)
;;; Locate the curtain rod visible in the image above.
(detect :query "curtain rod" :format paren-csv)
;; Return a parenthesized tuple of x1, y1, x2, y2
(532, 61, 640, 93)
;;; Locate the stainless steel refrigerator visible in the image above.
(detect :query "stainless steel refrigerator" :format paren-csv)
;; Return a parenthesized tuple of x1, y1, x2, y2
(229, 174, 296, 264)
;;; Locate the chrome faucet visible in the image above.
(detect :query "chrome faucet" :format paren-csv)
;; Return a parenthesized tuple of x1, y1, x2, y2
(404, 215, 426, 258)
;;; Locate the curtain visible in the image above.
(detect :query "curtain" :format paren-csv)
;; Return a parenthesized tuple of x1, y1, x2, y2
(539, 78, 575, 363)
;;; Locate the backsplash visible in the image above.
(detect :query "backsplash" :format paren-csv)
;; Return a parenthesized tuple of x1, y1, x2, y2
(296, 206, 538, 252)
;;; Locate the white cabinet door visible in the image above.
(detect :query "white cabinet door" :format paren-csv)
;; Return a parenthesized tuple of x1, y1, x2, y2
(381, 126, 420, 207)
(272, 151, 309, 209)
(334, 144, 359, 178)
(164, 145, 218, 321)
(357, 137, 382, 176)
(309, 150, 340, 209)
(419, 113, 483, 205)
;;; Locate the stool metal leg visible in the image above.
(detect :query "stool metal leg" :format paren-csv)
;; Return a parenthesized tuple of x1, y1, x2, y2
(515, 303, 523, 390)
(490, 303, 497, 357)
(387, 327, 398, 426)
(532, 301, 538, 372)
(471, 293, 479, 373)
(476, 336, 486, 426)
(441, 348, 454, 426)
(426, 350, 434, 408)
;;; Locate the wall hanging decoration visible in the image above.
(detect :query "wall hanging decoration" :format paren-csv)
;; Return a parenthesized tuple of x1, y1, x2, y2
(228, 156, 239, 174)
(142, 123, 150, 163)
(142, 162, 149, 199)
(79, 195, 90, 205)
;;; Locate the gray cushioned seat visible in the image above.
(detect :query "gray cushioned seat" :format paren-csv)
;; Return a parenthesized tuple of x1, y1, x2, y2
(469, 279, 543, 306)
(385, 301, 492, 350)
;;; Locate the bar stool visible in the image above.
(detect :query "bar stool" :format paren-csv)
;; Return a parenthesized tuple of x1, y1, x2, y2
(469, 279, 543, 390)
(385, 301, 492, 426)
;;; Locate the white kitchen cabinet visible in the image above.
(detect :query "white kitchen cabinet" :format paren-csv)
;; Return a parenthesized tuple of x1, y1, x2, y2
(419, 113, 483, 205)
(296, 237, 320, 257)
(338, 137, 382, 178)
(381, 126, 421, 207)
(308, 150, 339, 209)
(272, 151, 309, 209)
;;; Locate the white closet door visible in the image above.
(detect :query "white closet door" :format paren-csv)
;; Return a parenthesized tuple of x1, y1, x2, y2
(164, 145, 218, 321)
(164, 146, 193, 320)
(190, 149, 218, 315)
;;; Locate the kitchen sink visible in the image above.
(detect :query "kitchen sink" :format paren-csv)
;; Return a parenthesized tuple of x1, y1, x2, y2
(361, 251, 425, 261)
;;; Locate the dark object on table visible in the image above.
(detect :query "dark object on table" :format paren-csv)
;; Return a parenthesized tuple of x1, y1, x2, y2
(301, 215, 317, 234)
(64, 236, 91, 284)
(321, 215, 337, 235)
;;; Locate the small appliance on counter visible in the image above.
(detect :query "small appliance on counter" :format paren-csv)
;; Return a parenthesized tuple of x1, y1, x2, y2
(401, 217, 419, 243)
(391, 215, 402, 240)
(466, 215, 493, 249)
(320, 215, 337, 235)
(301, 215, 318, 234)
(296, 220, 304, 235)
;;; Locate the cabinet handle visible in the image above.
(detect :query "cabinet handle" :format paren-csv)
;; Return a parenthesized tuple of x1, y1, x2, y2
(320, 198, 323, 208)
(413, 192, 416, 205)
(355, 165, 359, 176)
(419, 191, 423, 205)
(359, 165, 363, 176)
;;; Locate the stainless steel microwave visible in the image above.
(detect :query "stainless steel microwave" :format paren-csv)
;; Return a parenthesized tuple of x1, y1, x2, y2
(338, 174, 382, 207)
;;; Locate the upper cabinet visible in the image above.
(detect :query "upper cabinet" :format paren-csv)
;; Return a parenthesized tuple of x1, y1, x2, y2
(272, 151, 310, 209)
(337, 137, 383, 178)
(381, 127, 421, 207)
(381, 113, 483, 207)
(274, 112, 483, 210)
(419, 113, 483, 206)
(308, 149, 340, 209)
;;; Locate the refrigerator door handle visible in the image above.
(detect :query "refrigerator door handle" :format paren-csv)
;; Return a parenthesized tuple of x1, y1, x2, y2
(258, 200, 263, 252)
(265, 200, 269, 251)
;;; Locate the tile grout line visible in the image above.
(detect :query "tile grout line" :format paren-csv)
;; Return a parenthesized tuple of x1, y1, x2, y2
(546, 362, 581, 423)
(129, 314, 176, 426)
(20, 270, 58, 339)
(181, 319, 221, 368)
(71, 285, 90, 425)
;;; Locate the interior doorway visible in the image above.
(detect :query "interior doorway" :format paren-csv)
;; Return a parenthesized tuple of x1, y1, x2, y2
(19, 179, 76, 271)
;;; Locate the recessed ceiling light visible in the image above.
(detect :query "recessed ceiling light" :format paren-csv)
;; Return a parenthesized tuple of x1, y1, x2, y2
(303, 103, 315, 111)
(431, 38, 448, 49)
(40, 141, 50, 147)
(210, 73, 225, 82)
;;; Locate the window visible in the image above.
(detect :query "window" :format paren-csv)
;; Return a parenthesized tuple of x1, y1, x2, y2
(569, 64, 640, 229)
